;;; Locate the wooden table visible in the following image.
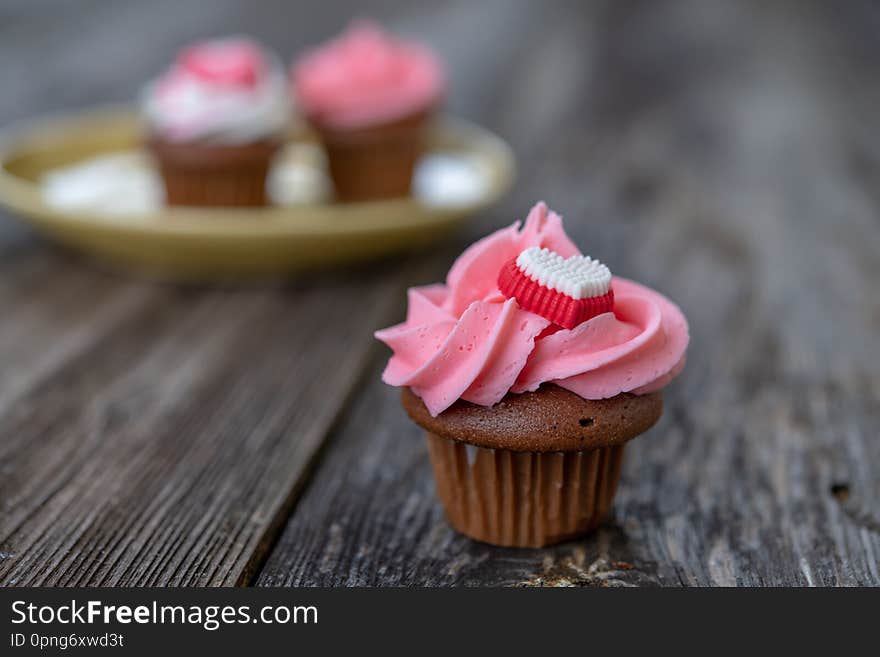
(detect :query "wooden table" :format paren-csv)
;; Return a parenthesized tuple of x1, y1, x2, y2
(1, 0, 878, 587)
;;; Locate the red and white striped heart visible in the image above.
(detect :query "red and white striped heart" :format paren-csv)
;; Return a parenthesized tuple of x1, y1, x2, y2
(497, 246, 614, 329)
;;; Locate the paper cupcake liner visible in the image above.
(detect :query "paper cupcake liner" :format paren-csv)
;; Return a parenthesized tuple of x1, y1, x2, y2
(148, 138, 277, 207)
(157, 167, 271, 206)
(316, 112, 428, 202)
(425, 431, 625, 548)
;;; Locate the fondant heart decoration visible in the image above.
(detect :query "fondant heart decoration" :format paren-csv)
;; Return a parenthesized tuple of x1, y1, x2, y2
(179, 38, 264, 88)
(497, 246, 614, 329)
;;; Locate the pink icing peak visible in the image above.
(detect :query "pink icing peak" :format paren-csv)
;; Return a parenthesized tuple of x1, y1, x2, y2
(375, 202, 690, 417)
(292, 20, 445, 130)
(178, 38, 267, 89)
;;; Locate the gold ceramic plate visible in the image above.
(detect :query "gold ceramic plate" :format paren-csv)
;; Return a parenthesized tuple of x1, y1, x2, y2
(0, 108, 514, 279)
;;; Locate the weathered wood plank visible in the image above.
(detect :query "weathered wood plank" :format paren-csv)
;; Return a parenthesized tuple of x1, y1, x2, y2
(257, 0, 880, 586)
(0, 263, 416, 586)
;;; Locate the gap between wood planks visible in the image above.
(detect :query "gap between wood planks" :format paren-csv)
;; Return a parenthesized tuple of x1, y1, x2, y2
(233, 258, 450, 586)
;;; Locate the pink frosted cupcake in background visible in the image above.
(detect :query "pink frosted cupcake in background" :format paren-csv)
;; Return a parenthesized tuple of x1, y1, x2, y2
(292, 21, 445, 201)
(376, 202, 689, 547)
(143, 37, 289, 207)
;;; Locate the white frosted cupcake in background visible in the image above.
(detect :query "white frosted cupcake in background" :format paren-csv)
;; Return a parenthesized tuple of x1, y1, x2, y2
(143, 37, 289, 207)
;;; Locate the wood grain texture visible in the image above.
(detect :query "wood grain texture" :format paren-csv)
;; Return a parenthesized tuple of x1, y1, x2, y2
(257, 0, 880, 586)
(0, 263, 417, 585)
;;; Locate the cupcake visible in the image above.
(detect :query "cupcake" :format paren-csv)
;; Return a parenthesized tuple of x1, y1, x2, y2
(292, 21, 445, 201)
(143, 37, 289, 207)
(375, 202, 689, 547)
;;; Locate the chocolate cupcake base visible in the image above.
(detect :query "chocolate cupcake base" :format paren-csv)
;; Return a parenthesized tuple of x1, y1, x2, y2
(315, 112, 429, 202)
(403, 385, 662, 548)
(148, 138, 279, 207)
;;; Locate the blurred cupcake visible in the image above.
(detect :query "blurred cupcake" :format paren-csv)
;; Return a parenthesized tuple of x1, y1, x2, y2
(292, 21, 445, 201)
(143, 37, 289, 207)
(376, 202, 689, 547)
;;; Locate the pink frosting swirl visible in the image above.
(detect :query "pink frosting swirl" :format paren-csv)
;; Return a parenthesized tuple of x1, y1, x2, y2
(292, 21, 445, 130)
(375, 203, 689, 417)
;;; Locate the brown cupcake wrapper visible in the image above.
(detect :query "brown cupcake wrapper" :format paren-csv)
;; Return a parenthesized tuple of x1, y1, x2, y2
(425, 431, 625, 548)
(156, 167, 271, 207)
(148, 138, 278, 207)
(314, 112, 429, 202)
